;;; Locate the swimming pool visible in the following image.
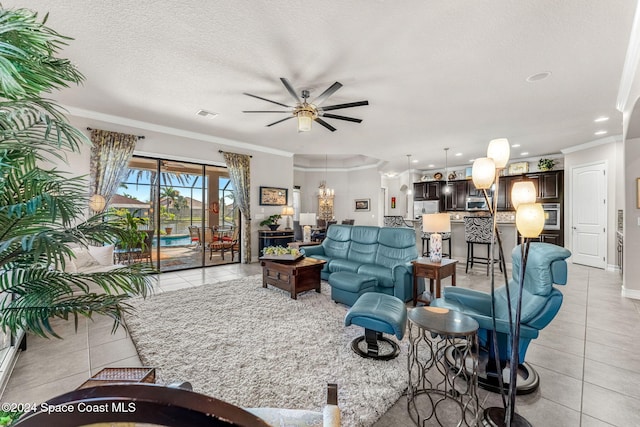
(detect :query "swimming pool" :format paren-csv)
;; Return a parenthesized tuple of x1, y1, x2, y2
(152, 234, 192, 247)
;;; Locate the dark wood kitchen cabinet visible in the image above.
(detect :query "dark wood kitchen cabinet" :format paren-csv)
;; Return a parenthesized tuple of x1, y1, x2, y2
(525, 171, 563, 202)
(442, 180, 468, 211)
(414, 181, 441, 200)
(413, 182, 425, 201)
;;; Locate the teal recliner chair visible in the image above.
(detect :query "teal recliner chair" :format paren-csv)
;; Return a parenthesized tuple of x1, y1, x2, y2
(431, 242, 571, 394)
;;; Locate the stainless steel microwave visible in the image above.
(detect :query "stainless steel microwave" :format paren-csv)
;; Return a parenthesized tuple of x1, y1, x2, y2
(465, 197, 491, 211)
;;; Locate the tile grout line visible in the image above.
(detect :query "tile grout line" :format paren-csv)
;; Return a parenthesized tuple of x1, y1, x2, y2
(86, 316, 92, 376)
(578, 268, 590, 427)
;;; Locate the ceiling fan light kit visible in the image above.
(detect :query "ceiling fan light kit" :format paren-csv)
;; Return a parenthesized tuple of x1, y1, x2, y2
(243, 78, 368, 132)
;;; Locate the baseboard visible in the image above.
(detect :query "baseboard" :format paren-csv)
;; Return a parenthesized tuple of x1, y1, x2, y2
(622, 286, 640, 300)
(606, 263, 621, 272)
(0, 330, 24, 398)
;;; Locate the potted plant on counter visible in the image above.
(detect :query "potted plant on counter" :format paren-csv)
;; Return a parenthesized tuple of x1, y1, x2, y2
(260, 214, 282, 231)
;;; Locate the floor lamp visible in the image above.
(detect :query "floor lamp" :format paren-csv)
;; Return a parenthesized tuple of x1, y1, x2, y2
(473, 138, 531, 427)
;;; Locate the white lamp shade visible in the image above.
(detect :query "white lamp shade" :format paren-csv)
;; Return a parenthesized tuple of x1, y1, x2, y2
(281, 206, 294, 216)
(487, 138, 510, 168)
(89, 194, 106, 212)
(422, 213, 451, 233)
(516, 203, 545, 238)
(297, 111, 313, 132)
(471, 157, 496, 189)
(511, 181, 537, 210)
(299, 213, 316, 226)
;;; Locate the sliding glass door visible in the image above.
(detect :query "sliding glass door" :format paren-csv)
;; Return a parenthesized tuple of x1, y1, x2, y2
(114, 156, 239, 272)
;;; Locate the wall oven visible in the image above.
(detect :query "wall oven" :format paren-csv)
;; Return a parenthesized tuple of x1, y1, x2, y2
(542, 203, 560, 230)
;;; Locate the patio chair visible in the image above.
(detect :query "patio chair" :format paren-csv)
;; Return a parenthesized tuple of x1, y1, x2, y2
(188, 226, 200, 246)
(137, 229, 154, 264)
(212, 227, 239, 261)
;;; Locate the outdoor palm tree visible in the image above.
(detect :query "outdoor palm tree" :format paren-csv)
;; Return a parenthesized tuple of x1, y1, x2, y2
(0, 6, 155, 338)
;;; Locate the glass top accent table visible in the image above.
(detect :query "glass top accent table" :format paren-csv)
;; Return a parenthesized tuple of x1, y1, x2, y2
(407, 306, 480, 426)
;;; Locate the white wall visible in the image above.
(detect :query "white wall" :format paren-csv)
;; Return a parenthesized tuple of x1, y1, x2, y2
(295, 167, 381, 226)
(623, 135, 640, 297)
(563, 141, 623, 267)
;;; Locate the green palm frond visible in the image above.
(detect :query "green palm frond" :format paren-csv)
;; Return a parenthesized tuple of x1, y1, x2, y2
(0, 266, 155, 338)
(0, 98, 88, 158)
(0, 6, 155, 339)
(0, 7, 83, 99)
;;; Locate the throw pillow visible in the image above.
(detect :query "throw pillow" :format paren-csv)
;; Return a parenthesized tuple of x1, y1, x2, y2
(88, 244, 115, 266)
(72, 247, 99, 269)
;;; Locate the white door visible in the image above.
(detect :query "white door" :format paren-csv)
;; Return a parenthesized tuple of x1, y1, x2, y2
(571, 162, 607, 268)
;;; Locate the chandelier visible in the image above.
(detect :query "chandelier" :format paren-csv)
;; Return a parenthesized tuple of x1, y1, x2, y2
(319, 155, 334, 200)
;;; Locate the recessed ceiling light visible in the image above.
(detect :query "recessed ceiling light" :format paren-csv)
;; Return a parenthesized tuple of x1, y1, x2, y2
(521, 152, 529, 156)
(196, 109, 218, 119)
(412, 159, 419, 163)
(594, 116, 609, 123)
(526, 71, 552, 82)
(428, 164, 435, 168)
(511, 144, 521, 148)
(594, 130, 608, 136)
(455, 152, 462, 156)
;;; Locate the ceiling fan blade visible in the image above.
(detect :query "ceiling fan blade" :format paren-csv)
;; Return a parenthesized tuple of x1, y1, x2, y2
(266, 116, 294, 127)
(244, 92, 291, 108)
(311, 82, 343, 106)
(322, 113, 362, 123)
(320, 100, 369, 111)
(314, 118, 337, 132)
(280, 78, 301, 104)
(242, 110, 291, 113)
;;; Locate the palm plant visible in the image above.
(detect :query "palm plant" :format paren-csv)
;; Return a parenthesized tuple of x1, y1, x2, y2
(0, 6, 155, 338)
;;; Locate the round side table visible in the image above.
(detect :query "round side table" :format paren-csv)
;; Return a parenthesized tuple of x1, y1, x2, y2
(407, 306, 480, 426)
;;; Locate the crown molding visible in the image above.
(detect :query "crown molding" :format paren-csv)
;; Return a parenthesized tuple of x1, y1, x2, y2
(561, 135, 623, 154)
(64, 106, 294, 158)
(293, 160, 384, 173)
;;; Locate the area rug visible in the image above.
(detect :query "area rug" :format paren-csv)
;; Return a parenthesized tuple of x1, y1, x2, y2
(125, 275, 408, 427)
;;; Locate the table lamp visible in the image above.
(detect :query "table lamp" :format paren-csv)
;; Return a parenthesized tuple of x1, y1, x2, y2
(299, 213, 316, 242)
(281, 206, 294, 230)
(422, 213, 451, 263)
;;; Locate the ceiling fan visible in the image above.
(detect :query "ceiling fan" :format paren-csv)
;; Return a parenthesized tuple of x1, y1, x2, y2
(243, 78, 369, 132)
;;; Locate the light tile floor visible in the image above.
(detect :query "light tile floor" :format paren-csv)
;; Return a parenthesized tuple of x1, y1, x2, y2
(3, 260, 639, 426)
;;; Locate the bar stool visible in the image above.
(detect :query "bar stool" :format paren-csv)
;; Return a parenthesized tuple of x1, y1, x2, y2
(463, 216, 502, 275)
(421, 232, 451, 258)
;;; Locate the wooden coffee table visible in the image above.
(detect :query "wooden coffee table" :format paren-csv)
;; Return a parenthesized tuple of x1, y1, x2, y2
(260, 257, 327, 299)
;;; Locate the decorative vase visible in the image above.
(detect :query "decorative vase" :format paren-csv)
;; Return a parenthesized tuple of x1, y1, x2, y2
(268, 224, 280, 231)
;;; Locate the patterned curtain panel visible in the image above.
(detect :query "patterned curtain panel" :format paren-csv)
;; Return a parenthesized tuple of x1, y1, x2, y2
(89, 129, 138, 210)
(222, 151, 251, 263)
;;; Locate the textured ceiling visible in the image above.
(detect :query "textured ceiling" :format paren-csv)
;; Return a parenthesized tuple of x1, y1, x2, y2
(7, 0, 637, 173)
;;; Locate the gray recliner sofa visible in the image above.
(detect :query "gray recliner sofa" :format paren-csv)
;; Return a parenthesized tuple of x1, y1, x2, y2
(301, 224, 419, 302)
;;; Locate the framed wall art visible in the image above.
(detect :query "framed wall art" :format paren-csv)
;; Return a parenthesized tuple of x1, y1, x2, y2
(259, 186, 288, 206)
(354, 198, 370, 212)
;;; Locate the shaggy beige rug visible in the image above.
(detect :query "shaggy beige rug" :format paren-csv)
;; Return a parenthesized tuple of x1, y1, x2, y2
(125, 275, 408, 427)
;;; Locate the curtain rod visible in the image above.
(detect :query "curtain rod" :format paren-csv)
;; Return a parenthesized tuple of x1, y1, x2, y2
(219, 150, 252, 158)
(86, 127, 145, 139)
